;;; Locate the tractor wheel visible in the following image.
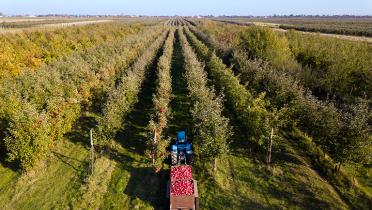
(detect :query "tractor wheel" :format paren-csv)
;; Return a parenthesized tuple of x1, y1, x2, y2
(187, 154, 194, 165)
(171, 153, 177, 165)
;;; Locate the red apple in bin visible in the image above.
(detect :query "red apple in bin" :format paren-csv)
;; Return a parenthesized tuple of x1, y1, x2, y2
(170, 180, 194, 196)
(171, 166, 192, 180)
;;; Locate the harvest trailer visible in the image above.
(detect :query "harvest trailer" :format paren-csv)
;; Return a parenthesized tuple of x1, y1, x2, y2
(166, 131, 199, 210)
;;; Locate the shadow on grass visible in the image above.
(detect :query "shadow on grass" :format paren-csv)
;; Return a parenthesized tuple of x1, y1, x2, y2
(115, 43, 163, 157)
(116, 32, 193, 209)
(268, 182, 333, 209)
(0, 144, 19, 172)
(51, 151, 87, 171)
(208, 87, 339, 209)
(0, 151, 19, 172)
(65, 115, 98, 148)
(272, 150, 305, 166)
(123, 166, 169, 210)
(220, 100, 264, 159)
(0, 118, 20, 172)
(102, 42, 167, 209)
(102, 145, 169, 210)
(167, 31, 192, 137)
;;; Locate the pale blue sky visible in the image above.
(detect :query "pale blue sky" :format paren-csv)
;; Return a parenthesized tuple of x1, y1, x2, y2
(1, 0, 371, 16)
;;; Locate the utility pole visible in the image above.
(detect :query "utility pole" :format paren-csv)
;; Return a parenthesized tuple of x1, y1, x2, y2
(90, 129, 95, 175)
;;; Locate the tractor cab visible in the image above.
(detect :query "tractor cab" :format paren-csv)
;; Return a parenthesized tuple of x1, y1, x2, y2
(171, 131, 194, 165)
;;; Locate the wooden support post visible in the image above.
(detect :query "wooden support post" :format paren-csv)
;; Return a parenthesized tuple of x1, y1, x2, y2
(90, 129, 95, 175)
(267, 127, 274, 167)
(152, 128, 157, 167)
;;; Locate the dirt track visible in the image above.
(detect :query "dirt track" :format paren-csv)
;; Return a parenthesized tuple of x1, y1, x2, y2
(252, 21, 372, 43)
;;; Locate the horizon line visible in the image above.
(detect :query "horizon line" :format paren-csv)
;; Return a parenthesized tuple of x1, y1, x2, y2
(2, 14, 372, 17)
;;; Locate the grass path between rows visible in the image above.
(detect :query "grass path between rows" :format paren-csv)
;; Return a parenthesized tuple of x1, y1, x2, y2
(167, 30, 193, 141)
(193, 89, 349, 210)
(0, 122, 92, 209)
(100, 46, 167, 210)
(101, 30, 195, 210)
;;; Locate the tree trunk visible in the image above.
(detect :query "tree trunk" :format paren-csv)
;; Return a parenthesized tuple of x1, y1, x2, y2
(213, 159, 217, 171)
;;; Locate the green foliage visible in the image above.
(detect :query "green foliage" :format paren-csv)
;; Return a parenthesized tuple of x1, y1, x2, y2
(286, 30, 372, 103)
(0, 22, 143, 78)
(97, 29, 168, 144)
(146, 29, 175, 172)
(146, 120, 171, 172)
(196, 20, 372, 104)
(190, 24, 371, 204)
(193, 21, 371, 165)
(232, 51, 371, 164)
(188, 20, 240, 53)
(0, 25, 165, 171)
(232, 52, 371, 206)
(286, 129, 372, 209)
(180, 29, 231, 165)
(4, 103, 51, 171)
(237, 26, 299, 71)
(184, 27, 271, 145)
(337, 100, 372, 164)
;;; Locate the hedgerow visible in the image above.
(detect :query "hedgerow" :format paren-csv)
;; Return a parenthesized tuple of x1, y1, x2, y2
(285, 30, 372, 103)
(189, 22, 371, 165)
(187, 23, 371, 208)
(146, 29, 175, 172)
(0, 22, 144, 78)
(0, 25, 165, 171)
(179, 29, 231, 170)
(194, 20, 372, 104)
(97, 30, 168, 144)
(184, 27, 272, 146)
(232, 51, 371, 165)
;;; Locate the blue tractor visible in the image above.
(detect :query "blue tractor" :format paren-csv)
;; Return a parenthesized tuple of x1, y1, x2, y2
(171, 131, 194, 165)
